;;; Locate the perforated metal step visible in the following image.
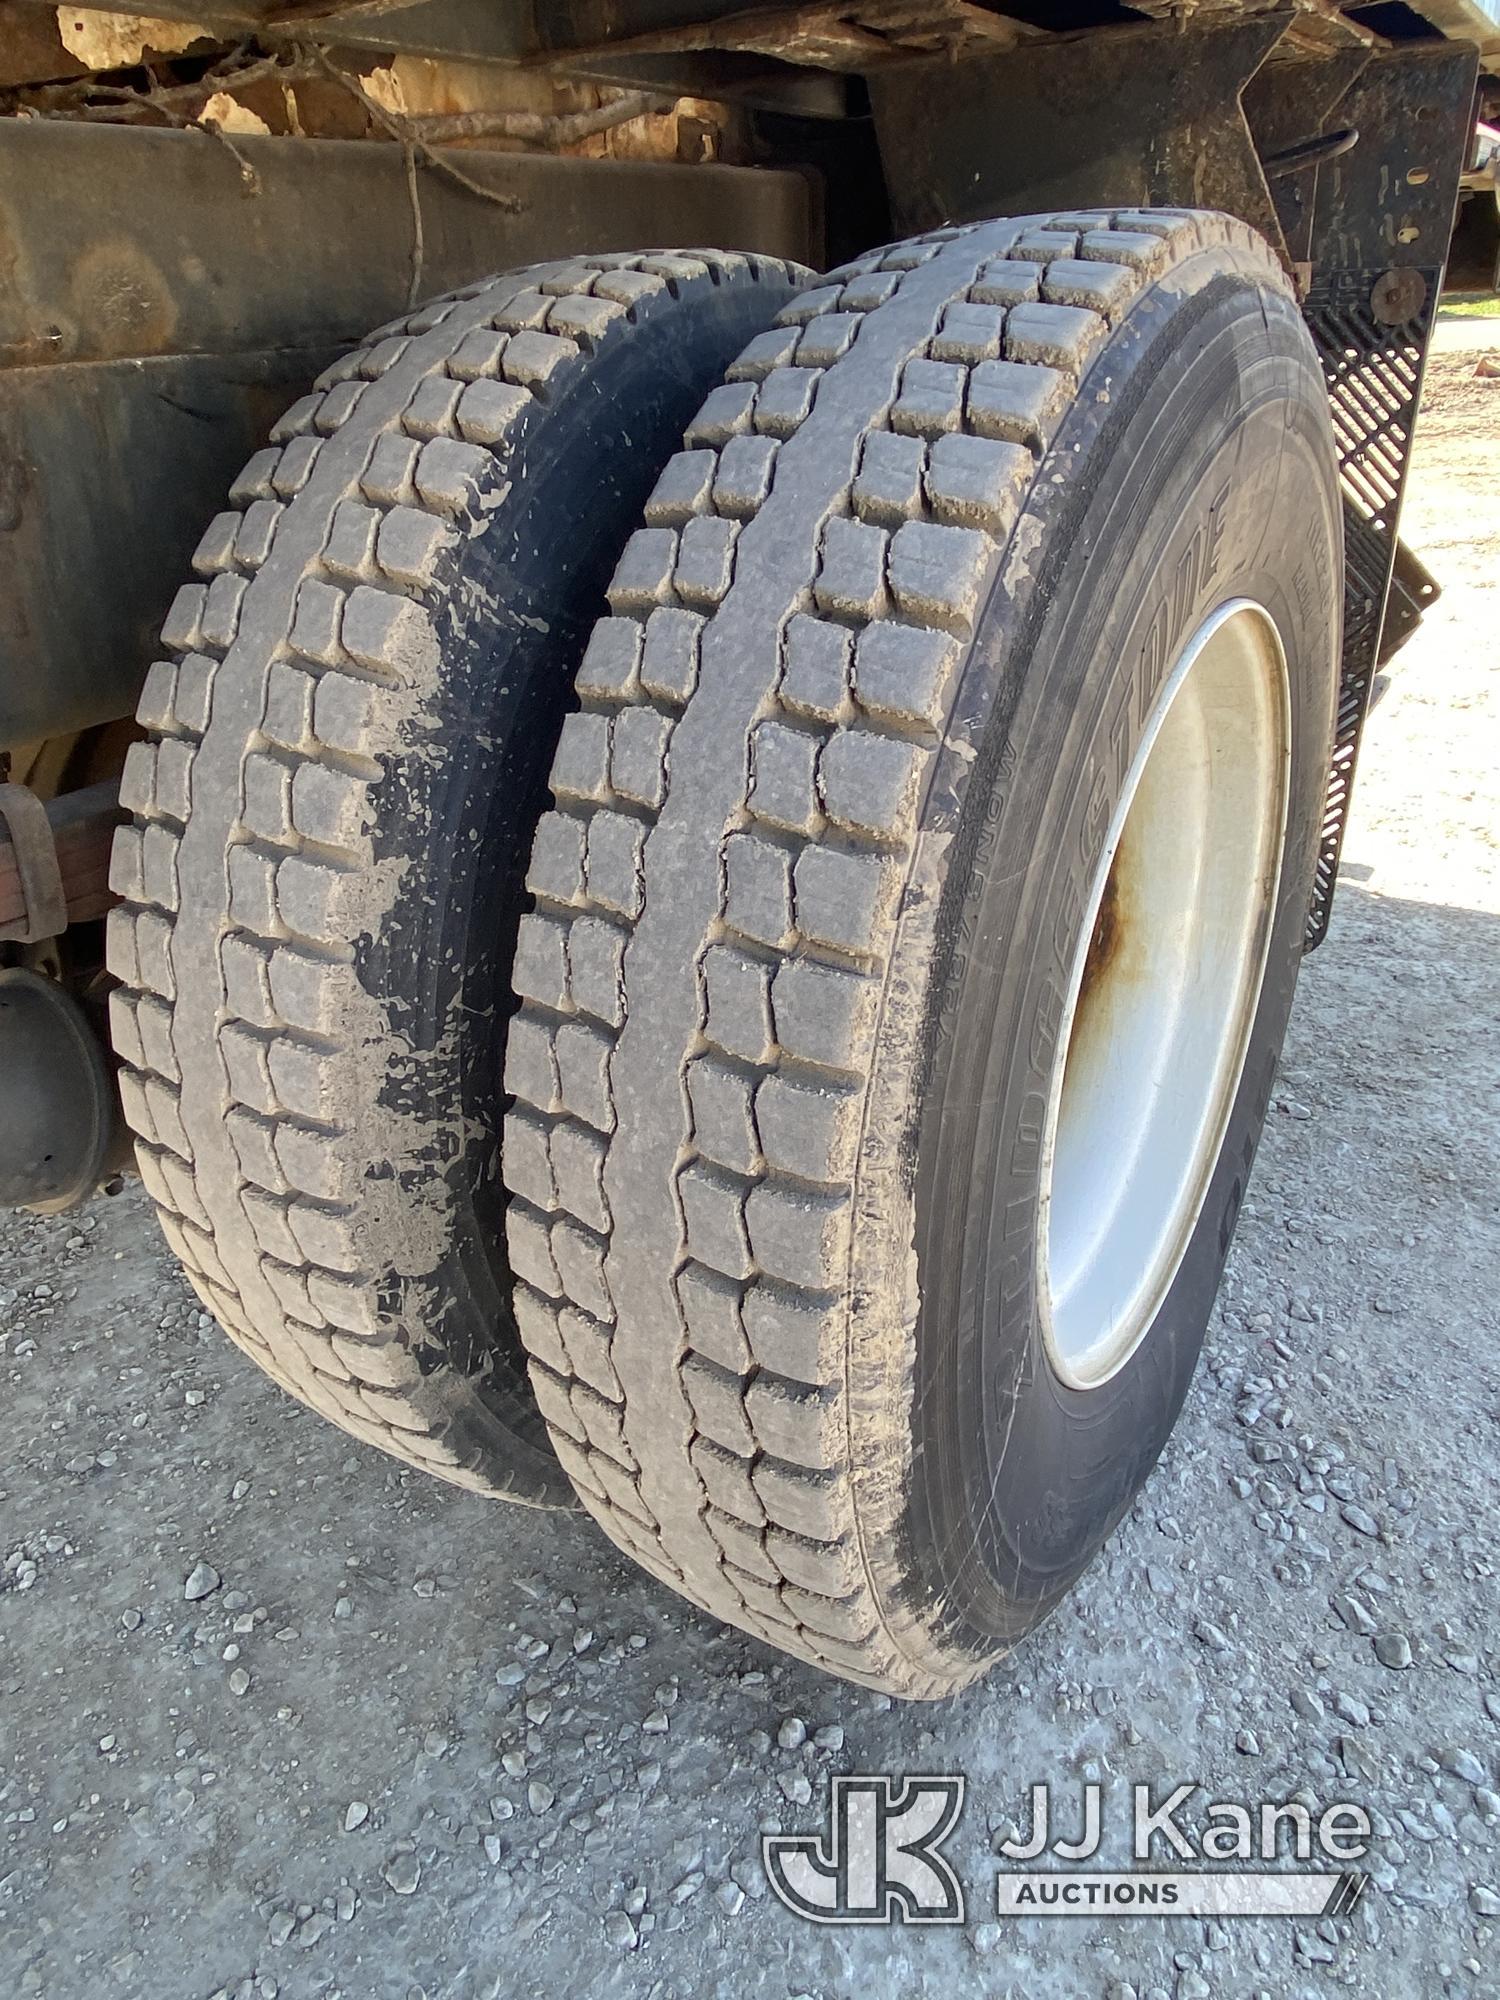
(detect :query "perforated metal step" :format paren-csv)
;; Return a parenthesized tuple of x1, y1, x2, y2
(1301, 269, 1440, 949)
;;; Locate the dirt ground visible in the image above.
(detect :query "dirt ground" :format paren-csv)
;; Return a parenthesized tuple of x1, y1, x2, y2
(2, 332, 1497, 2000)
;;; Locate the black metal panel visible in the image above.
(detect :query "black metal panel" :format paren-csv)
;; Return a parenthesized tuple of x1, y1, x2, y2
(866, 17, 1289, 256)
(1267, 43, 1477, 947)
(1245, 42, 1479, 277)
(0, 119, 815, 751)
(1300, 270, 1440, 949)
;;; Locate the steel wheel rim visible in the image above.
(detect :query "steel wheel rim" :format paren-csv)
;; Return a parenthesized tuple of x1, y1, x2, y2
(1038, 598, 1292, 1391)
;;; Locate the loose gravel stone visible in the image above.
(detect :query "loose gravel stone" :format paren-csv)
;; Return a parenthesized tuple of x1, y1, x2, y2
(1374, 1632, 1414, 1671)
(382, 1854, 421, 1897)
(183, 1561, 221, 1602)
(1445, 1749, 1487, 1784)
(1332, 1593, 1377, 1634)
(603, 1910, 637, 1949)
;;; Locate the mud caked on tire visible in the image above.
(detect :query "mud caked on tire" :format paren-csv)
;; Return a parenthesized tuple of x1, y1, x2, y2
(108, 250, 805, 1502)
(506, 211, 1341, 1684)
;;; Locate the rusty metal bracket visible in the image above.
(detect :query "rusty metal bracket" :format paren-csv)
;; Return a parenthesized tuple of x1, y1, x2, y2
(1380, 538, 1441, 669)
(0, 779, 122, 938)
(0, 784, 69, 943)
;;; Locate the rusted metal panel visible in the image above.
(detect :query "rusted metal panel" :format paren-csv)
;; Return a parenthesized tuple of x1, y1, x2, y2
(0, 0, 846, 109)
(0, 118, 814, 368)
(0, 118, 815, 750)
(530, 0, 1037, 67)
(0, 0, 87, 87)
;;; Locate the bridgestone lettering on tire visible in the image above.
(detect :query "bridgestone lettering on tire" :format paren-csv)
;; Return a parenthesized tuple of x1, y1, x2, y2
(505, 211, 1341, 1686)
(108, 250, 805, 1503)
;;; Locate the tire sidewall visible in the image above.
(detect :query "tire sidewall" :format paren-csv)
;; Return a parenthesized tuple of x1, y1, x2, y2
(863, 258, 1341, 1665)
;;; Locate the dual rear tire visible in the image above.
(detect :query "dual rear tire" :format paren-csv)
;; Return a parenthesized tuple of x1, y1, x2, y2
(114, 212, 1340, 1693)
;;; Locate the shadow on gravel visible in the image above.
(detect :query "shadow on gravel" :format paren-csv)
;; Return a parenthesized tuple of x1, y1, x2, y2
(2, 884, 1497, 2000)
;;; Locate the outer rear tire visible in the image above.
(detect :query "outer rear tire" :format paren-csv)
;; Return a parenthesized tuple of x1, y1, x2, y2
(504, 211, 1340, 1681)
(107, 250, 804, 1503)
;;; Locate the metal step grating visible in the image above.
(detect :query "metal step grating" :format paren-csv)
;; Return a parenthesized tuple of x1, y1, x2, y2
(1300, 269, 1439, 950)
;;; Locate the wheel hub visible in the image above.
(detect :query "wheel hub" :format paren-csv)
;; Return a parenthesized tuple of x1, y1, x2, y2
(1038, 599, 1292, 1390)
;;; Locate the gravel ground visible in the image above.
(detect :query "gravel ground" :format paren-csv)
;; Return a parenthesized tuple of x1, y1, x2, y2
(3, 344, 1498, 2000)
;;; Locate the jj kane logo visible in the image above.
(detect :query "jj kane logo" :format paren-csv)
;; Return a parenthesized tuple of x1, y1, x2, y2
(765, 1778, 1370, 1926)
(763, 1775, 966, 1924)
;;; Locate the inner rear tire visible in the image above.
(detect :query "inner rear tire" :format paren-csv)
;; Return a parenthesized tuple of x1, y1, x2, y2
(108, 250, 804, 1503)
(505, 210, 1340, 1683)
